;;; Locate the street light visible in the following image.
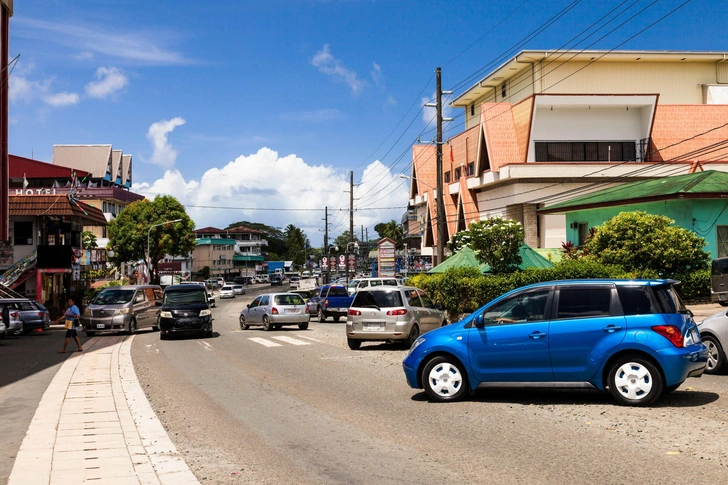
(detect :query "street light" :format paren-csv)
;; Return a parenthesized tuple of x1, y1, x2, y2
(398, 174, 436, 190)
(146, 219, 182, 283)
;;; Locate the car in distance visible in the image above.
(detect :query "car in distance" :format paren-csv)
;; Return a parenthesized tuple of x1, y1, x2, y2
(0, 303, 23, 336)
(81, 285, 163, 336)
(219, 285, 235, 299)
(346, 286, 445, 350)
(403, 279, 708, 407)
(270, 274, 283, 286)
(697, 308, 728, 373)
(157, 284, 213, 339)
(232, 284, 246, 295)
(239, 293, 309, 331)
(0, 299, 51, 334)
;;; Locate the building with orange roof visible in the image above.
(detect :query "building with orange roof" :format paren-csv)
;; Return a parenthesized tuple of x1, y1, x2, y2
(406, 50, 728, 261)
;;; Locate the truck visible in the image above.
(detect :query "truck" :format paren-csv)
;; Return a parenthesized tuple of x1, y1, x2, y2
(305, 285, 355, 323)
(160, 274, 181, 287)
(267, 261, 286, 275)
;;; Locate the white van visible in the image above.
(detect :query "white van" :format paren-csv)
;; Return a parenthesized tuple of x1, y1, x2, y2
(346, 277, 400, 295)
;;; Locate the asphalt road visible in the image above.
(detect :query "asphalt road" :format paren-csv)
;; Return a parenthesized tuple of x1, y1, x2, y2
(130, 287, 728, 484)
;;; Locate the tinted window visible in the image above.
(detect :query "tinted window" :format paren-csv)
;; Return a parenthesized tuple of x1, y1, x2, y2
(418, 291, 434, 309)
(10, 301, 36, 311)
(653, 286, 686, 314)
(482, 289, 550, 324)
(617, 286, 659, 315)
(260, 296, 270, 306)
(405, 290, 421, 307)
(274, 295, 305, 306)
(327, 287, 349, 297)
(381, 279, 398, 286)
(164, 289, 206, 305)
(557, 287, 611, 319)
(250, 297, 261, 308)
(352, 290, 403, 308)
(712, 258, 728, 275)
(92, 289, 135, 305)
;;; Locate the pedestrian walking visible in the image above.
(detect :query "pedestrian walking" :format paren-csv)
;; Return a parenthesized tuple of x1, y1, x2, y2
(56, 297, 83, 353)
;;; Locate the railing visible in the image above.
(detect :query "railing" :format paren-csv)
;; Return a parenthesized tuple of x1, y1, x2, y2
(0, 249, 37, 288)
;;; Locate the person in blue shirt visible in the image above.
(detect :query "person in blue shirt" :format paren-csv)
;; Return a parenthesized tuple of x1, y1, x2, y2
(56, 297, 83, 353)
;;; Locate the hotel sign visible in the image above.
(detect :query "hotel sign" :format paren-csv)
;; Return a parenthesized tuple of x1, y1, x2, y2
(15, 188, 58, 195)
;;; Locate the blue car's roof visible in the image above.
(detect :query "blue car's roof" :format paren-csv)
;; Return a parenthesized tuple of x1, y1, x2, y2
(518, 279, 678, 290)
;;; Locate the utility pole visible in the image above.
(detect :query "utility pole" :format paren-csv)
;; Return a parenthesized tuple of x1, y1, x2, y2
(323, 206, 329, 284)
(347, 171, 354, 285)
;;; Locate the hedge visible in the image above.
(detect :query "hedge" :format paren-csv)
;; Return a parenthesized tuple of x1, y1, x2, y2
(406, 260, 709, 321)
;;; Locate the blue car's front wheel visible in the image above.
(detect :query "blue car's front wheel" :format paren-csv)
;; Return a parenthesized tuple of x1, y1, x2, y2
(422, 356, 468, 402)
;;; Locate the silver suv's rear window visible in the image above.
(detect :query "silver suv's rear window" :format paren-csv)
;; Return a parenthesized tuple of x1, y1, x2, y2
(274, 295, 305, 306)
(353, 290, 403, 308)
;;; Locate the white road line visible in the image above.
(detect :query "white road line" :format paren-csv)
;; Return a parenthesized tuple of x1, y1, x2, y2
(297, 335, 322, 342)
(271, 336, 311, 346)
(198, 341, 213, 352)
(248, 337, 282, 347)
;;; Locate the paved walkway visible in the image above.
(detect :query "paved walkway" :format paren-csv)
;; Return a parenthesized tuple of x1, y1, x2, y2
(8, 335, 198, 485)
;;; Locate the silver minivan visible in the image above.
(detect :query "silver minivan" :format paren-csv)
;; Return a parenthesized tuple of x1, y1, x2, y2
(346, 277, 400, 295)
(81, 285, 163, 336)
(345, 285, 446, 350)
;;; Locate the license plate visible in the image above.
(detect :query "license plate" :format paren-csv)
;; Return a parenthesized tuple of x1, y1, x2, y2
(96, 324, 105, 329)
(364, 323, 383, 331)
(285, 309, 296, 314)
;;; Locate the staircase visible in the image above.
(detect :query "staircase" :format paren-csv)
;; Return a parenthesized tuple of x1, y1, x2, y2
(0, 250, 37, 290)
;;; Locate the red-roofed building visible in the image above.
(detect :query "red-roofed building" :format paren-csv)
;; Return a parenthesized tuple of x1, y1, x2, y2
(407, 50, 728, 259)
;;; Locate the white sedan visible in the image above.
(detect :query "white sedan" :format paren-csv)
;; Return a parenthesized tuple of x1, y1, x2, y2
(219, 285, 235, 299)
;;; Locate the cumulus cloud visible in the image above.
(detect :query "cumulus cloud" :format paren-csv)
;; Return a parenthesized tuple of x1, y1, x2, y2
(132, 148, 409, 245)
(85, 67, 128, 99)
(146, 117, 186, 168)
(44, 92, 80, 107)
(312, 44, 365, 95)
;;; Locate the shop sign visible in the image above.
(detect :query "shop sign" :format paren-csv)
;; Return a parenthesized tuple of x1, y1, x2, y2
(14, 188, 58, 195)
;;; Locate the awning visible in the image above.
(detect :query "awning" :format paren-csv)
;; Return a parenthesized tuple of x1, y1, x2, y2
(9, 195, 107, 225)
(233, 254, 264, 262)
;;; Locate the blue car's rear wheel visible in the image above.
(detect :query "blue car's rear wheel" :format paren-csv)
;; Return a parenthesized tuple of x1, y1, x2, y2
(422, 356, 468, 402)
(608, 356, 663, 406)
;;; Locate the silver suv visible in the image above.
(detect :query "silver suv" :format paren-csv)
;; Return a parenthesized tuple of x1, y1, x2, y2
(345, 286, 445, 350)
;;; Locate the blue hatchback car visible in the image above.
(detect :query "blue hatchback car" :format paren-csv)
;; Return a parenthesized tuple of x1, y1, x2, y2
(403, 279, 708, 406)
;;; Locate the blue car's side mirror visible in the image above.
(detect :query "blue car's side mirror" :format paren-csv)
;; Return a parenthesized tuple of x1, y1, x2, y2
(474, 313, 484, 328)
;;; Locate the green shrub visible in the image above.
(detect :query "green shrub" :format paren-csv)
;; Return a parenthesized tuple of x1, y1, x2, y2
(673, 269, 710, 300)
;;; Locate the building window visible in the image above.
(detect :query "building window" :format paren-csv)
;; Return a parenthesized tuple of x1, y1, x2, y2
(470, 104, 474, 116)
(718, 226, 728, 258)
(14, 221, 33, 245)
(102, 202, 107, 212)
(454, 167, 462, 180)
(501, 83, 507, 99)
(444, 171, 450, 183)
(467, 162, 475, 176)
(577, 222, 589, 246)
(535, 141, 636, 162)
(102, 227, 107, 238)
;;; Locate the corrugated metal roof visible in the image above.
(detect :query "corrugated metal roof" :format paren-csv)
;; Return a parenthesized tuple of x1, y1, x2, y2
(9, 154, 90, 179)
(541, 170, 728, 213)
(111, 150, 122, 183)
(121, 154, 132, 186)
(9, 195, 108, 225)
(53, 145, 113, 179)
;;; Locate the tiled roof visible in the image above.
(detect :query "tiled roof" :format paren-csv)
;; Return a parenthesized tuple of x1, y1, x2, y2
(540, 170, 728, 213)
(53, 145, 113, 179)
(9, 195, 107, 225)
(194, 226, 225, 234)
(511, 97, 533, 163)
(9, 154, 90, 179)
(651, 105, 728, 162)
(481, 103, 522, 172)
(411, 145, 437, 199)
(225, 225, 265, 235)
(121, 154, 132, 186)
(111, 150, 122, 183)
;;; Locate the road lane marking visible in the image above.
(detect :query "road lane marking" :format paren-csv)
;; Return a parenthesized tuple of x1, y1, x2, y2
(271, 336, 311, 346)
(248, 337, 282, 347)
(297, 336, 322, 342)
(197, 341, 213, 352)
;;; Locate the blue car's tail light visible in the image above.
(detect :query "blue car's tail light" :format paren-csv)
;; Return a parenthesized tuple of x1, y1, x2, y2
(651, 325, 684, 348)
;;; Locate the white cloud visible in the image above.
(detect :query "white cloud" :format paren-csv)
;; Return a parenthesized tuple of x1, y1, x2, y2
(146, 117, 186, 168)
(311, 44, 365, 95)
(44, 91, 80, 107)
(74, 51, 94, 61)
(421, 91, 455, 127)
(371, 62, 383, 87)
(384, 95, 397, 109)
(15, 18, 192, 65)
(132, 148, 409, 245)
(85, 67, 128, 98)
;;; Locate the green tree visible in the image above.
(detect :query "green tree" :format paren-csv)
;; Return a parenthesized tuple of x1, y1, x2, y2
(374, 220, 403, 249)
(334, 231, 361, 252)
(227, 221, 285, 259)
(283, 224, 310, 267)
(200, 266, 211, 280)
(108, 196, 196, 283)
(449, 218, 524, 273)
(82, 231, 98, 249)
(584, 211, 710, 276)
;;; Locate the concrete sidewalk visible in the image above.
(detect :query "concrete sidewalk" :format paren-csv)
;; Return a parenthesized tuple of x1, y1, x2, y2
(8, 335, 198, 485)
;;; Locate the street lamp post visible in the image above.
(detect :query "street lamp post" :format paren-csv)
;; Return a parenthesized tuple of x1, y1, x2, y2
(146, 219, 182, 284)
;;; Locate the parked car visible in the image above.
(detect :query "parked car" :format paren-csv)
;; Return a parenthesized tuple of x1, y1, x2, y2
(306, 285, 354, 322)
(245, 276, 255, 285)
(270, 274, 283, 286)
(697, 308, 728, 373)
(81, 285, 164, 336)
(232, 284, 246, 295)
(157, 284, 213, 339)
(711, 257, 728, 306)
(0, 303, 23, 336)
(239, 293, 309, 331)
(403, 279, 708, 406)
(0, 299, 51, 334)
(232, 276, 246, 285)
(219, 285, 235, 299)
(346, 286, 445, 350)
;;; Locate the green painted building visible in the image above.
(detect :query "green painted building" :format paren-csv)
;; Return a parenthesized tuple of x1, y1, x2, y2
(540, 170, 728, 259)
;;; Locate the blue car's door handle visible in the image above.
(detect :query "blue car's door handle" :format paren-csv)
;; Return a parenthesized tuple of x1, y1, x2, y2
(602, 325, 622, 332)
(528, 331, 546, 339)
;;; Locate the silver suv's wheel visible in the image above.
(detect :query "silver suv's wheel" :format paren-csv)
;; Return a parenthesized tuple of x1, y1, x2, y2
(703, 336, 725, 374)
(608, 357, 663, 406)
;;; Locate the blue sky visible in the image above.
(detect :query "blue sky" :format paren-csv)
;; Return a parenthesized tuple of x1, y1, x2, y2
(8, 0, 728, 245)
